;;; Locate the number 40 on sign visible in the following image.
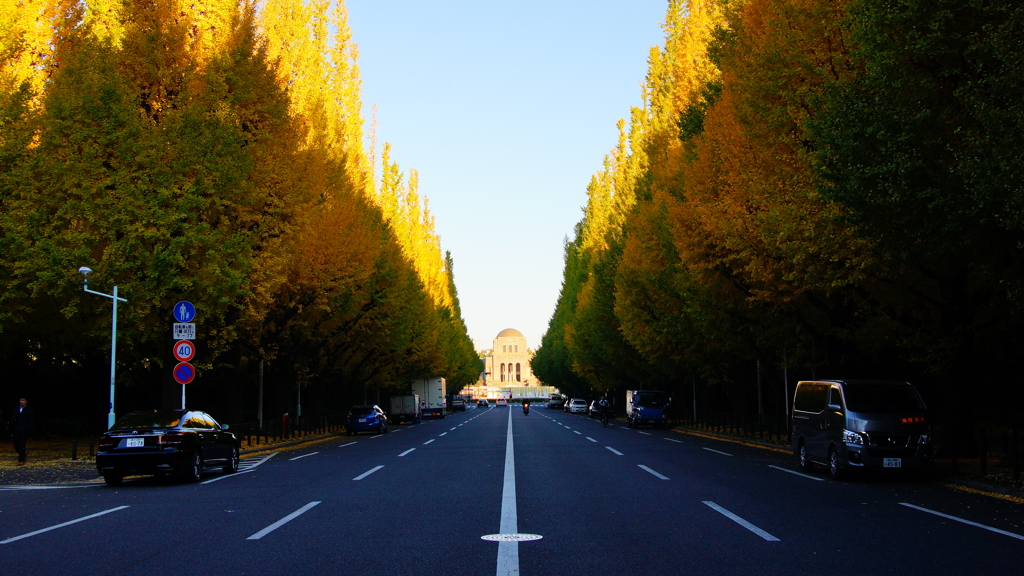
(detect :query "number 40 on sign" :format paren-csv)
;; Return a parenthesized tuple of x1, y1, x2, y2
(173, 340, 195, 362)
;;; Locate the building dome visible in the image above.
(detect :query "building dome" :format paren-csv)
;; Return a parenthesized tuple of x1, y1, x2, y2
(496, 328, 525, 339)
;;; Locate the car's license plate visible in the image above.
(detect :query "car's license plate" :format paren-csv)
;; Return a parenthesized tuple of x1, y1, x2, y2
(358, 418, 367, 423)
(883, 458, 902, 468)
(126, 438, 144, 447)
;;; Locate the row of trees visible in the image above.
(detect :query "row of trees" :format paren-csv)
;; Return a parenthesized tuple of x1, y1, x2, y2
(0, 0, 479, 428)
(533, 0, 1024, 433)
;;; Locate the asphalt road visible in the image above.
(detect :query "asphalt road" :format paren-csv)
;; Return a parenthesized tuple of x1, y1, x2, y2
(1, 406, 1021, 575)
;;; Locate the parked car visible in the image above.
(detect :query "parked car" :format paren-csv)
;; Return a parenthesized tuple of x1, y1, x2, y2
(477, 399, 490, 408)
(347, 405, 388, 435)
(791, 380, 932, 480)
(589, 401, 603, 418)
(96, 409, 239, 486)
(496, 398, 508, 407)
(563, 398, 572, 412)
(568, 398, 588, 414)
(548, 395, 565, 409)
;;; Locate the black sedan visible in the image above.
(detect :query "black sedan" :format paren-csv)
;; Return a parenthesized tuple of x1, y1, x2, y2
(96, 409, 240, 485)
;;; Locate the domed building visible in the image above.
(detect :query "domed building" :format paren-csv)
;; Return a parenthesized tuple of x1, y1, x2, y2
(485, 328, 533, 384)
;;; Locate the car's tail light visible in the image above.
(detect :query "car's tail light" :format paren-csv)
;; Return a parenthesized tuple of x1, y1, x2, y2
(158, 432, 184, 446)
(98, 436, 118, 448)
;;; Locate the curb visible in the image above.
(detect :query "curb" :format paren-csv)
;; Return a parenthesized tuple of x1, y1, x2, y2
(240, 432, 343, 456)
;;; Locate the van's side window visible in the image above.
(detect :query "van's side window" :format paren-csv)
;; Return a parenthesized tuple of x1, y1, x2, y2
(829, 387, 843, 409)
(794, 383, 829, 412)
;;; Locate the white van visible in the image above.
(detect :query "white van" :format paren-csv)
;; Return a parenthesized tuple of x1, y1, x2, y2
(791, 380, 933, 479)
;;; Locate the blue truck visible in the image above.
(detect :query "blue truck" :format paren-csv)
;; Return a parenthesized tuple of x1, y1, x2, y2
(626, 390, 671, 429)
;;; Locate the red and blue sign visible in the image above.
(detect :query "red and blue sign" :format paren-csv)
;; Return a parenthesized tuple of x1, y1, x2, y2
(173, 362, 195, 385)
(173, 340, 195, 362)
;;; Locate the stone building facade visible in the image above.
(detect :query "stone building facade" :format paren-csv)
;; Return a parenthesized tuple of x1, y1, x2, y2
(483, 328, 534, 384)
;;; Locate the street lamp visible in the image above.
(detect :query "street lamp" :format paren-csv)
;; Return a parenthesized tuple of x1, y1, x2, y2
(79, 267, 128, 429)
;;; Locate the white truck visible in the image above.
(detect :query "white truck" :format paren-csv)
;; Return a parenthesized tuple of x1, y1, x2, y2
(389, 394, 421, 424)
(410, 377, 447, 419)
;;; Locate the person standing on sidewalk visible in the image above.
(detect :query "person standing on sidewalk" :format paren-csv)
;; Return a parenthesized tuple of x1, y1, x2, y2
(8, 397, 35, 465)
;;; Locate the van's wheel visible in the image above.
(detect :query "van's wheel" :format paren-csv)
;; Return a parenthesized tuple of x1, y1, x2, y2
(828, 447, 844, 480)
(798, 440, 813, 472)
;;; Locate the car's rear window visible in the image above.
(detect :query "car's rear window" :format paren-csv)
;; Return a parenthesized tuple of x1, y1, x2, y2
(351, 406, 375, 415)
(112, 411, 185, 429)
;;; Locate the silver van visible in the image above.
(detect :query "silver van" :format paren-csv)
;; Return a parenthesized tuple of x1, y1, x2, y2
(791, 380, 933, 479)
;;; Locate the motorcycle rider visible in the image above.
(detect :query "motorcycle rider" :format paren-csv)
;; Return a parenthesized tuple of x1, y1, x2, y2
(523, 400, 530, 415)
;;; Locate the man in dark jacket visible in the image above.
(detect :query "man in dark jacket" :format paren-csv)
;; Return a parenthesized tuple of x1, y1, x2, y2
(8, 397, 35, 465)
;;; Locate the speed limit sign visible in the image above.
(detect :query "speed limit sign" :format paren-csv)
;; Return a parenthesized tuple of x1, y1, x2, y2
(173, 340, 195, 362)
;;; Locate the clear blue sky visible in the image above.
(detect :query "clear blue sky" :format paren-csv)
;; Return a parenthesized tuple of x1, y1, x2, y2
(346, 1, 668, 351)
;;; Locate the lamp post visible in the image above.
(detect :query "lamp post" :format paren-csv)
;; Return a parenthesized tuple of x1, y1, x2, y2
(79, 267, 127, 429)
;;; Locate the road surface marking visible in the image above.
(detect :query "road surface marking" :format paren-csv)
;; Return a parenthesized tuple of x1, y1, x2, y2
(1, 506, 130, 544)
(703, 501, 779, 541)
(337, 442, 356, 448)
(899, 503, 1024, 541)
(638, 465, 669, 479)
(424, 439, 436, 445)
(238, 452, 279, 472)
(768, 465, 824, 481)
(289, 452, 319, 461)
(0, 484, 100, 491)
(201, 469, 255, 484)
(618, 426, 629, 430)
(246, 502, 320, 540)
(573, 431, 582, 435)
(451, 427, 457, 431)
(606, 447, 624, 456)
(439, 432, 448, 436)
(586, 437, 598, 443)
(664, 438, 684, 444)
(703, 447, 733, 456)
(353, 465, 384, 481)
(564, 426, 571, 429)
(398, 448, 416, 457)
(638, 431, 652, 435)
(369, 434, 383, 439)
(496, 403, 520, 575)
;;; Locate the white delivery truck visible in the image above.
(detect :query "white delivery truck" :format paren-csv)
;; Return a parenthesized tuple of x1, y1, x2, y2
(410, 377, 447, 419)
(389, 394, 421, 424)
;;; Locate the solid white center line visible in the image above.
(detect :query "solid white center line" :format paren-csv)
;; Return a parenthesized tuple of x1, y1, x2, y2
(768, 465, 824, 481)
(201, 469, 255, 484)
(424, 439, 436, 445)
(703, 447, 733, 456)
(638, 431, 651, 435)
(899, 503, 1024, 541)
(496, 402, 519, 575)
(586, 437, 598, 443)
(573, 431, 581, 435)
(638, 465, 669, 480)
(398, 448, 416, 457)
(246, 502, 320, 540)
(703, 501, 779, 541)
(1, 506, 130, 544)
(606, 446, 623, 456)
(352, 465, 384, 481)
(664, 438, 684, 444)
(440, 432, 448, 436)
(338, 442, 357, 448)
(289, 452, 319, 461)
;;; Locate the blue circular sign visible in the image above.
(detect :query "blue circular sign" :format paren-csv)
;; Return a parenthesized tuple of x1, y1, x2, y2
(173, 362, 195, 385)
(173, 301, 196, 323)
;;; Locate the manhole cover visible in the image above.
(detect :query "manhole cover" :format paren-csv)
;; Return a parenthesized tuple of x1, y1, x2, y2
(480, 533, 543, 542)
